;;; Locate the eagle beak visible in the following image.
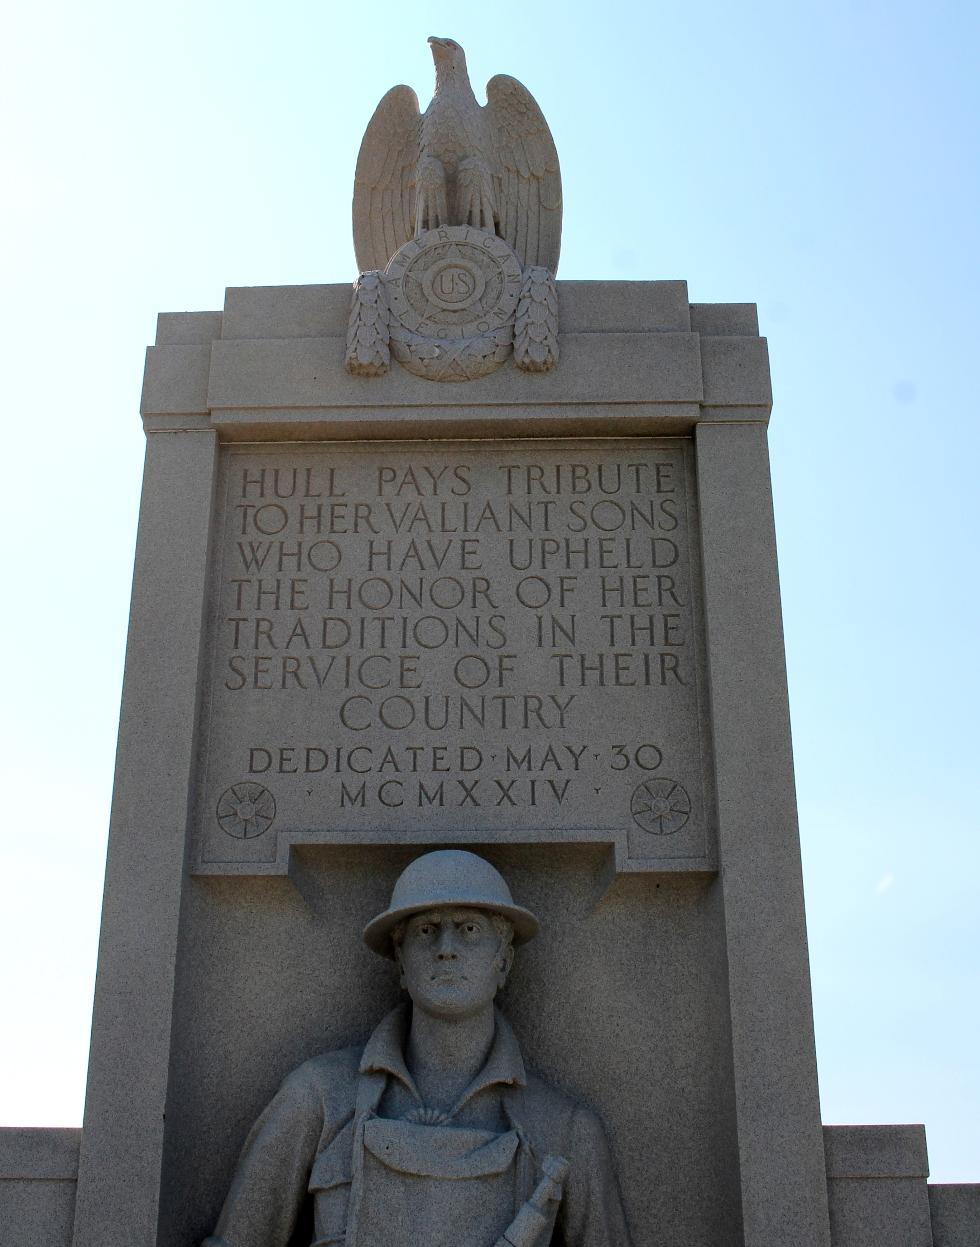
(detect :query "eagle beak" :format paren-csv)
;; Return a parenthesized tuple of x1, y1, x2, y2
(428, 36, 462, 68)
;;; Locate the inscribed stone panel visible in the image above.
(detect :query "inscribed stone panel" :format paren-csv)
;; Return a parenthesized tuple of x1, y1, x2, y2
(192, 439, 714, 871)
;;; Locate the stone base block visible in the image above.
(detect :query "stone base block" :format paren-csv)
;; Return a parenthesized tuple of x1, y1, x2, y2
(824, 1125, 932, 1246)
(0, 1127, 80, 1247)
(929, 1184, 980, 1246)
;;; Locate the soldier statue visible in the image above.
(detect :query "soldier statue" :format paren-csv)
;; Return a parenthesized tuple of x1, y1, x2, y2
(204, 850, 632, 1247)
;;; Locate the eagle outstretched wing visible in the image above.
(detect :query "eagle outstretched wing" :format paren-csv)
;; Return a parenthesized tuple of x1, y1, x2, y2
(486, 75, 563, 273)
(352, 85, 420, 273)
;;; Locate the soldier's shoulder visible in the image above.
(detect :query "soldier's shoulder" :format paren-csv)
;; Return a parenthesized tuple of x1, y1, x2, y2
(281, 1042, 363, 1098)
(522, 1071, 612, 1150)
(522, 1071, 597, 1126)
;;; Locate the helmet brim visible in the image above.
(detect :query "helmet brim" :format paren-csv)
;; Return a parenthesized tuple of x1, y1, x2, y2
(363, 900, 539, 959)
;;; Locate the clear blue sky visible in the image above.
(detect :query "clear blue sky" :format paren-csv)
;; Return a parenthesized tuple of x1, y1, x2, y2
(1, 0, 977, 1182)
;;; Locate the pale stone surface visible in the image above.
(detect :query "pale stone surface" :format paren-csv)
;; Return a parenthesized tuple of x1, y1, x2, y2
(142, 343, 212, 415)
(353, 39, 561, 275)
(699, 336, 772, 407)
(689, 302, 759, 336)
(199, 402, 707, 444)
(827, 1180, 933, 1247)
(215, 280, 692, 341)
(155, 310, 223, 346)
(824, 1126, 932, 1247)
(561, 281, 691, 333)
(221, 284, 350, 339)
(696, 422, 831, 1247)
(929, 1184, 980, 1246)
(139, 280, 771, 430)
(0, 1128, 79, 1247)
(824, 1125, 929, 1178)
(71, 431, 219, 1247)
(204, 331, 704, 412)
(0, 1127, 81, 1179)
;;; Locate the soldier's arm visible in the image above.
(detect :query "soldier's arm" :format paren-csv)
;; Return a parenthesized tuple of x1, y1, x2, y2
(559, 1106, 634, 1247)
(203, 1064, 326, 1247)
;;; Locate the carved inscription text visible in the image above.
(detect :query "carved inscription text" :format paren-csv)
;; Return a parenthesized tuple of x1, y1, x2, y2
(197, 442, 710, 862)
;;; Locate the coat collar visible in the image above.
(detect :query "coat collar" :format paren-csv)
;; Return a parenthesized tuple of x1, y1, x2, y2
(359, 1004, 527, 1114)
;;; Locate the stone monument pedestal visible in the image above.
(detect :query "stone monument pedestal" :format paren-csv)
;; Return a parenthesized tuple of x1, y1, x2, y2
(1, 279, 976, 1247)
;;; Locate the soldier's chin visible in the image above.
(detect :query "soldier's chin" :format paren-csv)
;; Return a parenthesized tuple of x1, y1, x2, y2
(412, 984, 494, 1018)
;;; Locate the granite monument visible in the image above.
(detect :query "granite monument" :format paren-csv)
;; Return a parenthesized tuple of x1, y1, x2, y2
(1, 35, 977, 1247)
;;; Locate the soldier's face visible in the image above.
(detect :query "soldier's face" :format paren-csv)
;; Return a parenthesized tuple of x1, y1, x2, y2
(397, 908, 512, 1020)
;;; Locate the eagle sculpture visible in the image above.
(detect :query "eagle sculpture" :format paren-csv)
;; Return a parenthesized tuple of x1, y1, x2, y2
(353, 37, 562, 275)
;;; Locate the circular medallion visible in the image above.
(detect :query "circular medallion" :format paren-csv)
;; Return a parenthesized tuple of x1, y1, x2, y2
(630, 778, 691, 836)
(385, 226, 523, 341)
(216, 782, 276, 839)
(421, 258, 487, 311)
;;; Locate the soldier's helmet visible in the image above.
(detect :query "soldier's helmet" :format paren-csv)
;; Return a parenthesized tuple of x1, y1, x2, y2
(363, 850, 540, 958)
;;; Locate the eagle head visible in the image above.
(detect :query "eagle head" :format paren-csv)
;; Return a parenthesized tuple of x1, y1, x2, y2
(427, 36, 468, 82)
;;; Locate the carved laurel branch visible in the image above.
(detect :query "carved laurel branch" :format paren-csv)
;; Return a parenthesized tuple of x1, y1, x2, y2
(514, 267, 559, 373)
(390, 324, 512, 383)
(344, 271, 391, 377)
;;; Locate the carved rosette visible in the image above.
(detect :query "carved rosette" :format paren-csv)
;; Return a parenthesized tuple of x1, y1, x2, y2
(345, 226, 559, 382)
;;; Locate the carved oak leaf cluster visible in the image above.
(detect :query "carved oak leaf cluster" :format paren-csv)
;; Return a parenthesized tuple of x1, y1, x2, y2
(344, 272, 390, 378)
(514, 267, 559, 372)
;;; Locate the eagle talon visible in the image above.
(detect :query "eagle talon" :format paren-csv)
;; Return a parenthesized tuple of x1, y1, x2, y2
(416, 157, 449, 233)
(457, 157, 496, 232)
